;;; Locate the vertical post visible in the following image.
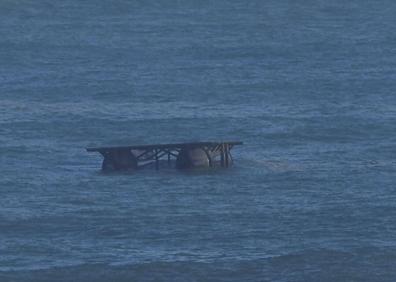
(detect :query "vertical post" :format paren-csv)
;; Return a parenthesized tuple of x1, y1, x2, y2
(225, 143, 229, 168)
(167, 151, 171, 166)
(203, 147, 212, 167)
(155, 149, 159, 170)
(220, 143, 225, 167)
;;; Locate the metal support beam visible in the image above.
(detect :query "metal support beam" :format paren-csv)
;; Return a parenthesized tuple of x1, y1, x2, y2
(155, 149, 159, 170)
(220, 143, 225, 167)
(202, 147, 213, 167)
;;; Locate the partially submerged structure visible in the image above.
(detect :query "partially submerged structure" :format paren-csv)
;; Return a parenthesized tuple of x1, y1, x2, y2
(86, 141, 242, 171)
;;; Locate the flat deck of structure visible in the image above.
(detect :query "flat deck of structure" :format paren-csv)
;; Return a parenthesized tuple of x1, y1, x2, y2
(87, 141, 243, 152)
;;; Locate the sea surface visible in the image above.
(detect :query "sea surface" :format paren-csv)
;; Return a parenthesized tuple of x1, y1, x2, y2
(1, 1, 396, 281)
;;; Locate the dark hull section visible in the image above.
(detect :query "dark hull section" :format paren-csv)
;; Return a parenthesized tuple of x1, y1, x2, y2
(101, 149, 138, 171)
(176, 148, 211, 169)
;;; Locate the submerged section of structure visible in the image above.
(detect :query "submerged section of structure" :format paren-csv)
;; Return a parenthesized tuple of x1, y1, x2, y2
(87, 141, 242, 171)
(176, 148, 211, 169)
(101, 149, 138, 171)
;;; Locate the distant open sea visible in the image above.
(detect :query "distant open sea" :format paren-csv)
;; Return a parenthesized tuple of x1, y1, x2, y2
(1, 0, 396, 281)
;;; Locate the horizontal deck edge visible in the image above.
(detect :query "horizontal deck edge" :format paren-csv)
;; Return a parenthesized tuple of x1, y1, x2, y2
(86, 141, 243, 152)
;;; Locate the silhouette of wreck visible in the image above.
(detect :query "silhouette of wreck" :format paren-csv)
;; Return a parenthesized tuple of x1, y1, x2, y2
(86, 141, 243, 171)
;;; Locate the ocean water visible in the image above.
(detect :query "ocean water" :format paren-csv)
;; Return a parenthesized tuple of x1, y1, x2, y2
(1, 0, 396, 281)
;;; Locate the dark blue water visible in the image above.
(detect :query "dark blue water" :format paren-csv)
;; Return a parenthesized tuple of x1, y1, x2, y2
(1, 1, 396, 281)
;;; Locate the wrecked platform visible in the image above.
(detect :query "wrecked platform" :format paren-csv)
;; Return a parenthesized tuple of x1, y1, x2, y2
(86, 141, 243, 171)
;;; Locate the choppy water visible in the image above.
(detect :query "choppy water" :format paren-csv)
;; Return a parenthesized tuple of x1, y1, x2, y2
(1, 1, 396, 281)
